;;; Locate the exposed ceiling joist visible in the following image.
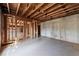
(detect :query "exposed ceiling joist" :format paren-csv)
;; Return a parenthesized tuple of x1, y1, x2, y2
(41, 13, 66, 22)
(16, 3, 20, 15)
(2, 3, 79, 22)
(53, 7, 79, 17)
(38, 5, 71, 19)
(53, 8, 79, 18)
(34, 3, 56, 18)
(36, 4, 66, 19)
(21, 3, 31, 16)
(29, 4, 46, 18)
(26, 3, 44, 17)
(46, 4, 78, 16)
(41, 6, 79, 21)
(40, 4, 79, 20)
(7, 3, 10, 13)
(43, 9, 79, 22)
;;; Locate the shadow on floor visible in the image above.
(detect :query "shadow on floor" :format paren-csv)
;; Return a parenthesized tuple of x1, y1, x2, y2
(0, 43, 13, 55)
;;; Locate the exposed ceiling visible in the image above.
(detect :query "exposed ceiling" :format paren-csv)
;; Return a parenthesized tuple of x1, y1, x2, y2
(1, 3, 79, 22)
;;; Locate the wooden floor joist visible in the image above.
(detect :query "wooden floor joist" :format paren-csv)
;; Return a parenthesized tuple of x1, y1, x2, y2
(1, 3, 79, 22)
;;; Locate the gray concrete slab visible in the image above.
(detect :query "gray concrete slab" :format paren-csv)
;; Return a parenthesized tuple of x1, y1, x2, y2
(1, 37, 79, 56)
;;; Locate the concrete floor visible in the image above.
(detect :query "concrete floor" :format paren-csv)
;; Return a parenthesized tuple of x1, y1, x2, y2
(1, 37, 79, 56)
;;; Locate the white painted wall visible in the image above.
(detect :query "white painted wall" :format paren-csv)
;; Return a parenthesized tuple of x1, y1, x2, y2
(41, 14, 79, 44)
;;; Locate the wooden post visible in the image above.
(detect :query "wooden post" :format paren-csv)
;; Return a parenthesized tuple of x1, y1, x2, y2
(0, 7, 2, 48)
(36, 21, 38, 38)
(11, 16, 13, 42)
(32, 20, 35, 38)
(31, 21, 34, 38)
(24, 20, 26, 39)
(32, 22, 34, 38)
(33, 21, 35, 38)
(15, 16, 17, 41)
(26, 22, 28, 38)
(7, 17, 10, 42)
(0, 15, 7, 45)
(9, 18, 11, 41)
(30, 22, 32, 38)
(9, 17, 11, 42)
(26, 21, 28, 38)
(3, 15, 7, 44)
(35, 21, 36, 38)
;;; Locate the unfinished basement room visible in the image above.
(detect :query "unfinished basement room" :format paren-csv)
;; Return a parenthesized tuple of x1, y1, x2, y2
(1, 3, 79, 56)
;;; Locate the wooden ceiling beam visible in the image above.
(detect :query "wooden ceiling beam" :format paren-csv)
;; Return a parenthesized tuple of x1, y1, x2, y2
(53, 8, 79, 17)
(30, 12, 40, 18)
(41, 5, 79, 21)
(46, 4, 78, 16)
(21, 3, 31, 16)
(38, 5, 71, 20)
(34, 3, 56, 19)
(43, 9, 79, 22)
(40, 13, 66, 22)
(26, 3, 44, 17)
(7, 3, 10, 13)
(30, 3, 46, 18)
(39, 4, 79, 20)
(16, 3, 20, 15)
(35, 4, 67, 19)
(51, 5, 79, 18)
(41, 10, 76, 22)
(53, 6, 79, 16)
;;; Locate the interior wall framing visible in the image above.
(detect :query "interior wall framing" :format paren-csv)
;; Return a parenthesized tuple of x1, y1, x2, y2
(0, 14, 40, 47)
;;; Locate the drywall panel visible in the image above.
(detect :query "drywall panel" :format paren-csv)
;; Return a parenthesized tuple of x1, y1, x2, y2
(41, 14, 79, 44)
(51, 21, 59, 39)
(64, 15, 77, 43)
(55, 18, 66, 40)
(76, 14, 79, 43)
(41, 22, 46, 36)
(41, 21, 52, 37)
(45, 21, 52, 37)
